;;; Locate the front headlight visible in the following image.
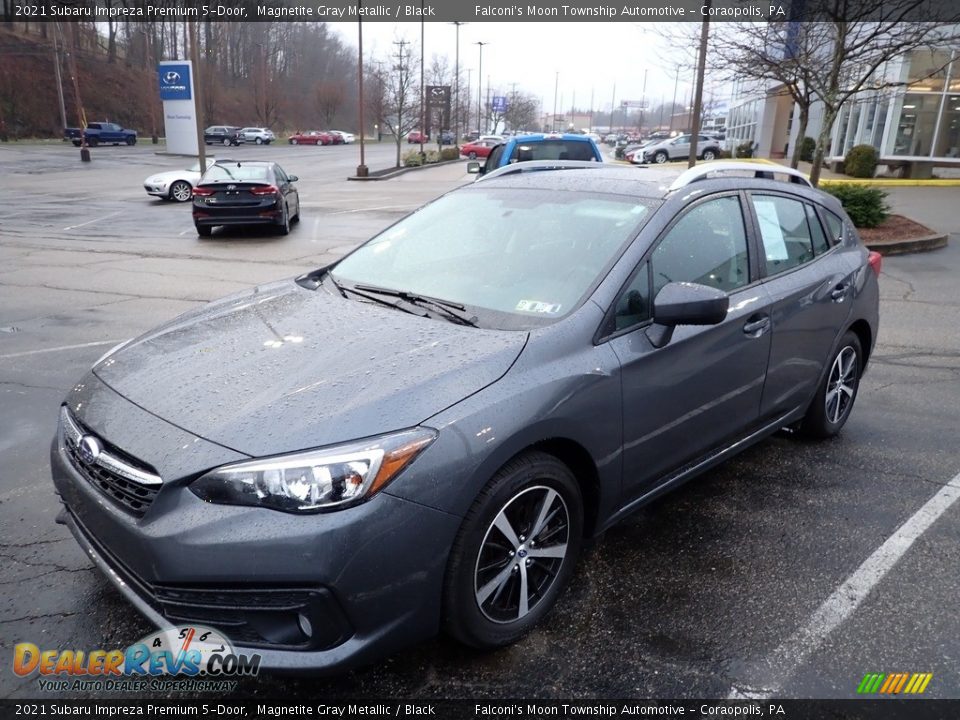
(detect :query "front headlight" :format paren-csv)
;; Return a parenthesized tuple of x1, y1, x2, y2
(190, 428, 437, 513)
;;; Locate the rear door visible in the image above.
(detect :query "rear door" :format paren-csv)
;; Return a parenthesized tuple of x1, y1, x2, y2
(746, 192, 857, 418)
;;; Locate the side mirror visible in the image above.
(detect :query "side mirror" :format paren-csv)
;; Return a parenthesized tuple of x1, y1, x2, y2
(288, 175, 298, 182)
(646, 282, 729, 348)
(466, 161, 481, 174)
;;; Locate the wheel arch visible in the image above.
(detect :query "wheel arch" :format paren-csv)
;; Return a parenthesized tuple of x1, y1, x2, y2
(847, 318, 873, 371)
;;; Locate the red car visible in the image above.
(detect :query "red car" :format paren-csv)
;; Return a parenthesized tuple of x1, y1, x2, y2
(459, 139, 498, 160)
(407, 130, 429, 144)
(288, 130, 332, 146)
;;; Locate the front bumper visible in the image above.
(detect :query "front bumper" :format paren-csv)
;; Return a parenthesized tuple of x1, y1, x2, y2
(51, 401, 462, 673)
(144, 183, 168, 198)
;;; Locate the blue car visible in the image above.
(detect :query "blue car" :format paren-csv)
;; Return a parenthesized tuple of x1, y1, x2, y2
(471, 133, 603, 176)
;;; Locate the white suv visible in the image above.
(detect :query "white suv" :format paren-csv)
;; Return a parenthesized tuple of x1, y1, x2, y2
(642, 134, 722, 164)
(240, 127, 276, 145)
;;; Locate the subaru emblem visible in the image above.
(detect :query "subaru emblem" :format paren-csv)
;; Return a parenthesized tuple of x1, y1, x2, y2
(77, 435, 102, 465)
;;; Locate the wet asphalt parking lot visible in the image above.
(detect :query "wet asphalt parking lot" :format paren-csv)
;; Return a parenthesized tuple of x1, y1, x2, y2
(1, 141, 958, 701)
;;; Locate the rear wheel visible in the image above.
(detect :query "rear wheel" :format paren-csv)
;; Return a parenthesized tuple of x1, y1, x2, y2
(702, 149, 717, 161)
(443, 451, 583, 649)
(222, 138, 231, 147)
(255, 137, 263, 145)
(169, 181, 192, 203)
(277, 205, 291, 235)
(468, 151, 477, 159)
(88, 137, 99, 147)
(195, 224, 212, 237)
(800, 331, 863, 438)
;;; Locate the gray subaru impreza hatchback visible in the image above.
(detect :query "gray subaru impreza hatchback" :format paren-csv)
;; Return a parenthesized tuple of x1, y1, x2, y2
(52, 162, 879, 672)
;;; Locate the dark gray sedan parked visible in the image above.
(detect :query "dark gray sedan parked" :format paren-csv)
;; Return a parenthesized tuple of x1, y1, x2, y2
(51, 161, 879, 672)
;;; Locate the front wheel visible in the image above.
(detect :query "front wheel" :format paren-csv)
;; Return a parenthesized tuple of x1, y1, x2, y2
(468, 151, 477, 159)
(800, 331, 863, 438)
(443, 451, 583, 649)
(126, 137, 136, 146)
(222, 138, 231, 147)
(653, 150, 668, 164)
(169, 180, 192, 203)
(290, 138, 298, 145)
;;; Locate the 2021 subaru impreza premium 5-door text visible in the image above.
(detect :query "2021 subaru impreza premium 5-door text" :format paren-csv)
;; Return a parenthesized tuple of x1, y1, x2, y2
(52, 162, 879, 673)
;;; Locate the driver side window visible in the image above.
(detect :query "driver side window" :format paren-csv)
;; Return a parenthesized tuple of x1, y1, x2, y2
(651, 195, 749, 296)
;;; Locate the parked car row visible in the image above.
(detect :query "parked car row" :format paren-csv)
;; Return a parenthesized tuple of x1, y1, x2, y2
(204, 127, 354, 146)
(288, 130, 354, 145)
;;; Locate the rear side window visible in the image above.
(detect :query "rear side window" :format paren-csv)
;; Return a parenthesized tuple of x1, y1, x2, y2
(751, 195, 818, 274)
(806, 204, 831, 255)
(510, 140, 598, 162)
(822, 209, 845, 245)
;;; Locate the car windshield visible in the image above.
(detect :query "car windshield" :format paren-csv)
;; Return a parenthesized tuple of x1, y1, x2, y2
(202, 164, 271, 183)
(332, 188, 655, 330)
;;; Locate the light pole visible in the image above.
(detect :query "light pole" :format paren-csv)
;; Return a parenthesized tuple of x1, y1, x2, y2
(419, 7, 425, 158)
(640, 68, 648, 136)
(451, 22, 465, 145)
(356, 11, 367, 177)
(553, 71, 559, 131)
(669, 66, 680, 134)
(474, 41, 487, 135)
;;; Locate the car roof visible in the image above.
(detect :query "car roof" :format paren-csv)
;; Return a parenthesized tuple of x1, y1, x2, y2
(465, 162, 843, 209)
(511, 133, 596, 143)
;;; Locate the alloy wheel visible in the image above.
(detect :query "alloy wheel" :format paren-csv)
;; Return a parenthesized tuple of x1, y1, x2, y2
(170, 181, 192, 202)
(474, 485, 569, 624)
(825, 346, 858, 424)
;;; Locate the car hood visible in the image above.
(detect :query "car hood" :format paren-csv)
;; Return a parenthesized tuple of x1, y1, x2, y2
(145, 169, 200, 185)
(94, 280, 527, 457)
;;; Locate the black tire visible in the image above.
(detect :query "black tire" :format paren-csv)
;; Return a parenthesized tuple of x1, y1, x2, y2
(169, 180, 192, 203)
(291, 198, 300, 223)
(443, 451, 583, 649)
(653, 150, 668, 164)
(277, 205, 291, 235)
(195, 224, 212, 237)
(222, 138, 231, 147)
(255, 137, 263, 145)
(800, 331, 863, 438)
(72, 140, 81, 147)
(702, 149, 716, 161)
(126, 136, 136, 146)
(88, 137, 99, 147)
(468, 151, 477, 159)
(290, 138, 298, 145)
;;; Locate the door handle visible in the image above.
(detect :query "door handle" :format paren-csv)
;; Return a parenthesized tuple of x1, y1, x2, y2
(743, 316, 770, 335)
(830, 283, 850, 302)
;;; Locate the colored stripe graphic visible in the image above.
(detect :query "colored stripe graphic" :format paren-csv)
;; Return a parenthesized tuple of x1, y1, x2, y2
(858, 672, 932, 694)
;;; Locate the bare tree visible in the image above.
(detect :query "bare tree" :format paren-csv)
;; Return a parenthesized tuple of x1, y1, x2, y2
(315, 81, 346, 127)
(381, 40, 420, 167)
(503, 91, 539, 132)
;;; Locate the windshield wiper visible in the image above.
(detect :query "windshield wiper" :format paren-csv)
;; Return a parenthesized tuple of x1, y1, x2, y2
(332, 279, 425, 318)
(353, 284, 479, 327)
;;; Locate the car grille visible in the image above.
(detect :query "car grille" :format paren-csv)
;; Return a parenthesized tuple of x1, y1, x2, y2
(65, 508, 352, 651)
(61, 406, 161, 518)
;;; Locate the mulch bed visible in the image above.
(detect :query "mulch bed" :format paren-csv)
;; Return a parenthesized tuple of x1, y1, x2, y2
(858, 214, 936, 243)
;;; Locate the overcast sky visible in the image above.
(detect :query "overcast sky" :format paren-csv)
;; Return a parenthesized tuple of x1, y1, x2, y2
(331, 22, 725, 115)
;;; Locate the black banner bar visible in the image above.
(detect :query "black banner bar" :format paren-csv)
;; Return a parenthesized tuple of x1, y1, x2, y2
(8, 0, 960, 23)
(2, 699, 960, 719)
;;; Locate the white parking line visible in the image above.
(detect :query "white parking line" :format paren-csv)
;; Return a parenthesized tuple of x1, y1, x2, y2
(0, 340, 121, 360)
(63, 212, 121, 231)
(729, 469, 960, 698)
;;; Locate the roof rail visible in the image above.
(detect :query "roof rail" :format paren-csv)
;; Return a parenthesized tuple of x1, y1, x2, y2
(666, 161, 812, 192)
(477, 159, 605, 182)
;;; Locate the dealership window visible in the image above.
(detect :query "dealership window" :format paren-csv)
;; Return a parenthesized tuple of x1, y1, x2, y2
(906, 48, 953, 93)
(891, 93, 942, 156)
(934, 96, 960, 157)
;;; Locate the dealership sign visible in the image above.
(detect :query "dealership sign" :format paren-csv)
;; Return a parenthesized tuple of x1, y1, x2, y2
(158, 63, 192, 101)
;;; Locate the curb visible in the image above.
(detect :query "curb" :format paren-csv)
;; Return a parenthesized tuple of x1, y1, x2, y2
(348, 157, 463, 181)
(821, 178, 960, 187)
(865, 233, 949, 256)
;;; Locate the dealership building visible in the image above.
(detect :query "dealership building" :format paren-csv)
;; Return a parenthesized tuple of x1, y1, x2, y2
(726, 46, 960, 177)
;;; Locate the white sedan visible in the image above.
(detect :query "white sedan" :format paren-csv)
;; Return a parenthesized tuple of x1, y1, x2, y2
(143, 158, 216, 203)
(330, 130, 355, 144)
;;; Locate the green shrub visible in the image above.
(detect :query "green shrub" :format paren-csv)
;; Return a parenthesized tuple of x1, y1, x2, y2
(402, 151, 423, 167)
(800, 136, 816, 162)
(425, 150, 442, 164)
(440, 147, 459, 161)
(821, 183, 889, 228)
(735, 141, 754, 158)
(844, 144, 879, 178)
